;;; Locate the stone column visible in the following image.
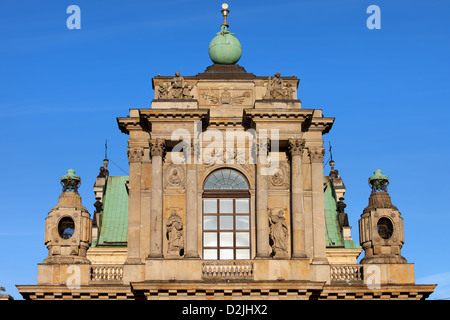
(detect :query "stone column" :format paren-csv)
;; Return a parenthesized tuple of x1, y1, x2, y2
(309, 146, 329, 264)
(288, 139, 307, 258)
(125, 146, 144, 264)
(148, 139, 165, 258)
(185, 142, 200, 258)
(256, 140, 271, 258)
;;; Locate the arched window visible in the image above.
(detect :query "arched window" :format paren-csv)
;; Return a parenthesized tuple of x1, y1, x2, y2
(203, 169, 249, 190)
(202, 169, 251, 260)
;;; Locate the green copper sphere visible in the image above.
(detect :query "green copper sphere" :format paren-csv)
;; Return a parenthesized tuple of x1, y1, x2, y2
(209, 25, 242, 65)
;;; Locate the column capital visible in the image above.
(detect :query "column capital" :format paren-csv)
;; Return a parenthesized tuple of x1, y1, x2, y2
(308, 146, 325, 163)
(288, 138, 306, 156)
(127, 146, 144, 163)
(149, 139, 166, 157)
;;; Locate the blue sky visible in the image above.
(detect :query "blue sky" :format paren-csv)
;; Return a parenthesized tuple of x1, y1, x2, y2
(1, 0, 449, 300)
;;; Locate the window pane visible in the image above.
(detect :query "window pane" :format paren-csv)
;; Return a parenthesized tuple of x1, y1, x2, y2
(203, 199, 217, 213)
(203, 233, 217, 247)
(219, 199, 233, 213)
(236, 249, 250, 260)
(235, 199, 249, 213)
(236, 216, 249, 230)
(220, 249, 234, 260)
(236, 233, 250, 247)
(204, 169, 248, 190)
(219, 232, 234, 246)
(219, 216, 233, 230)
(204, 249, 217, 260)
(203, 216, 217, 230)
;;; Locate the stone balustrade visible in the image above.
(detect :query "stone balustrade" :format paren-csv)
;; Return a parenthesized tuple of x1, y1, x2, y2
(330, 265, 363, 282)
(202, 261, 253, 279)
(90, 265, 123, 282)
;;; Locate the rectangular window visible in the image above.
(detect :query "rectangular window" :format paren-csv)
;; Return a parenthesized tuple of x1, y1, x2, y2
(203, 198, 251, 260)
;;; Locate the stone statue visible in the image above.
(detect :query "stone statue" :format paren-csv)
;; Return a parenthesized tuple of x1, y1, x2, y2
(157, 81, 170, 99)
(269, 209, 289, 257)
(156, 71, 194, 100)
(166, 209, 184, 256)
(264, 72, 293, 100)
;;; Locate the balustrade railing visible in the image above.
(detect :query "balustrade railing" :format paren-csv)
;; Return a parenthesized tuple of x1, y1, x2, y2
(202, 260, 253, 279)
(330, 265, 363, 282)
(90, 265, 123, 282)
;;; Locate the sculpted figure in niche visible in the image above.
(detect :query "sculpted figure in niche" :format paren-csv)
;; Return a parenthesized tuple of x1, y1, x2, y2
(269, 209, 289, 256)
(166, 209, 184, 256)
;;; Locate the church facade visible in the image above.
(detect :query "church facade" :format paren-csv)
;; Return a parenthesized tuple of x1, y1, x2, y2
(17, 5, 436, 300)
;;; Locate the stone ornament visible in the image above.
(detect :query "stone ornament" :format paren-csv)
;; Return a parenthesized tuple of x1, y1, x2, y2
(127, 147, 144, 163)
(164, 163, 185, 189)
(166, 209, 184, 257)
(263, 72, 294, 100)
(269, 209, 289, 257)
(269, 162, 289, 188)
(157, 71, 194, 100)
(288, 138, 306, 156)
(149, 139, 166, 157)
(199, 89, 252, 106)
(308, 146, 325, 163)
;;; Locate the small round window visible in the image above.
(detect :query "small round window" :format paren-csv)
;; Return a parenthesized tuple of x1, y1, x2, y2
(377, 217, 393, 239)
(58, 217, 75, 239)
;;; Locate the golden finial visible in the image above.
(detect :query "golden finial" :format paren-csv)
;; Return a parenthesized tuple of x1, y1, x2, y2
(221, 3, 230, 27)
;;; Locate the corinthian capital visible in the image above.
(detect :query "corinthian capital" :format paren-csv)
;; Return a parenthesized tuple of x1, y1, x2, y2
(288, 138, 306, 156)
(127, 147, 144, 163)
(308, 146, 325, 163)
(149, 139, 166, 157)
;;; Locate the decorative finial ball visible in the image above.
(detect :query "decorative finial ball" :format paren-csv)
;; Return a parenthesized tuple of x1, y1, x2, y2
(209, 30, 242, 64)
(209, 3, 241, 64)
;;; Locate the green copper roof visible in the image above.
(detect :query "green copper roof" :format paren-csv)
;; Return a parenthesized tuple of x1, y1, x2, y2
(324, 177, 361, 249)
(93, 176, 129, 247)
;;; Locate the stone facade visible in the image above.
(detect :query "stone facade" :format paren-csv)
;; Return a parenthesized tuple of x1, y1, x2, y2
(16, 65, 436, 300)
(16, 6, 436, 300)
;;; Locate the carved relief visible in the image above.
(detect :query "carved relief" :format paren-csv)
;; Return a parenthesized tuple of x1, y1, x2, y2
(164, 163, 185, 189)
(127, 147, 144, 163)
(269, 209, 289, 257)
(269, 161, 289, 188)
(198, 88, 252, 106)
(166, 209, 184, 257)
(263, 72, 294, 100)
(156, 71, 193, 100)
